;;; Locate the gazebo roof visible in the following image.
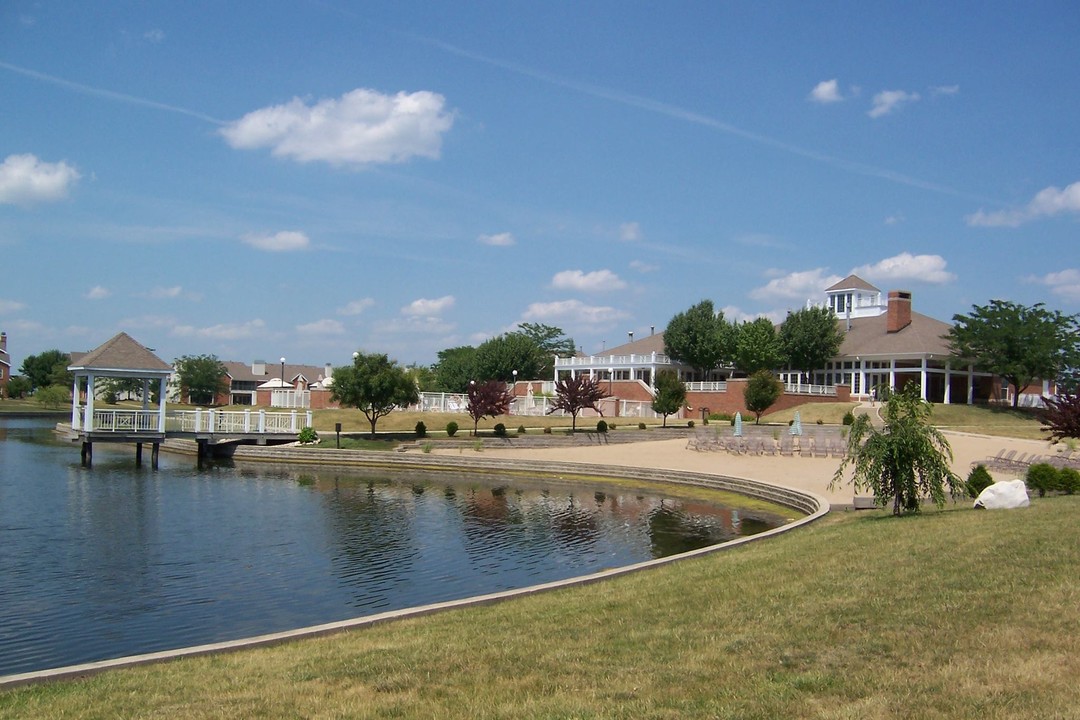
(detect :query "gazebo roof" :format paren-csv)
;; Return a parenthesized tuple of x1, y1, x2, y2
(68, 332, 172, 376)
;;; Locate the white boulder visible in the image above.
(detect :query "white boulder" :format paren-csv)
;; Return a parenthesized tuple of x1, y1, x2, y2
(974, 479, 1030, 510)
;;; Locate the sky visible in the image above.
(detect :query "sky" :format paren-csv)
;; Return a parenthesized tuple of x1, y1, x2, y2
(2, 1, 1078, 373)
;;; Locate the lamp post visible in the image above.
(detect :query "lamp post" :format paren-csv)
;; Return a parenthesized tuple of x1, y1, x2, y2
(279, 357, 286, 408)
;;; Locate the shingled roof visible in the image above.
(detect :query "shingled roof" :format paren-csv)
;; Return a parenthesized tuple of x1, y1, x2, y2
(68, 332, 173, 374)
(838, 311, 953, 358)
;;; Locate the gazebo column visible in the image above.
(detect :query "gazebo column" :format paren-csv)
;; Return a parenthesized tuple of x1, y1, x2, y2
(944, 363, 952, 404)
(157, 377, 168, 432)
(71, 375, 81, 430)
(85, 373, 96, 431)
(967, 365, 975, 404)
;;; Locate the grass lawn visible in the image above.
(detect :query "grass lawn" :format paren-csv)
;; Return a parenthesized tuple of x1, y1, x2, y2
(2, 497, 1077, 719)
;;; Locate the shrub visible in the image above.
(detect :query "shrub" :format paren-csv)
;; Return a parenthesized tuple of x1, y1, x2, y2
(965, 464, 994, 499)
(421, 442, 434, 454)
(298, 426, 319, 444)
(842, 410, 856, 426)
(517, 425, 526, 435)
(1058, 467, 1080, 495)
(596, 419, 608, 433)
(493, 423, 507, 437)
(608, 423, 616, 430)
(446, 421, 459, 437)
(816, 418, 825, 425)
(414, 421, 427, 438)
(1025, 463, 1060, 497)
(709, 412, 733, 423)
(638, 422, 647, 430)
(687, 420, 695, 428)
(543, 426, 552, 435)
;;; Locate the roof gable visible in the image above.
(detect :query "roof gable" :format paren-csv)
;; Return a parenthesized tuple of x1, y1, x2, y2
(69, 332, 172, 373)
(825, 274, 880, 293)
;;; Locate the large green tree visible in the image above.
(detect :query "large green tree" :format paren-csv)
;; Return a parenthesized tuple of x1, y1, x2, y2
(733, 318, 784, 375)
(651, 369, 686, 428)
(20, 349, 71, 391)
(330, 351, 419, 438)
(948, 300, 1080, 408)
(743, 370, 782, 424)
(473, 332, 546, 383)
(515, 322, 576, 379)
(431, 346, 477, 393)
(174, 354, 229, 406)
(663, 300, 736, 379)
(831, 384, 962, 515)
(778, 306, 845, 384)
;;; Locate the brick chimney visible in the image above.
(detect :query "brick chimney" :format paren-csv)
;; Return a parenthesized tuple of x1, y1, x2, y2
(887, 291, 912, 333)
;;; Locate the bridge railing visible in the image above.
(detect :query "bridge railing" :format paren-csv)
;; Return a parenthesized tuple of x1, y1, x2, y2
(76, 408, 312, 435)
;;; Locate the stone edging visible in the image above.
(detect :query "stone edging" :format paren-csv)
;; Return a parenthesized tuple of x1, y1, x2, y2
(0, 446, 828, 689)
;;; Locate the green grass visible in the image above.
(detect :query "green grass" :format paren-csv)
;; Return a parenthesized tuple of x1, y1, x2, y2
(3, 497, 1078, 718)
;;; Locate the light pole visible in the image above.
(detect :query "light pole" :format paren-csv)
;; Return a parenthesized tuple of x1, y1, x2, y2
(279, 357, 286, 408)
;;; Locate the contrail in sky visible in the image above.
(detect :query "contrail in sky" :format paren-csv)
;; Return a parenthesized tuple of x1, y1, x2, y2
(0, 60, 227, 125)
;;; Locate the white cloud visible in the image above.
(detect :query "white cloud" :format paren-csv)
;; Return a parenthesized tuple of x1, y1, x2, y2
(884, 213, 905, 225)
(149, 286, 184, 299)
(86, 286, 111, 300)
(619, 222, 642, 241)
(966, 180, 1080, 227)
(749, 268, 843, 302)
(478, 232, 515, 246)
(809, 79, 843, 104)
(220, 88, 454, 167)
(0, 298, 27, 314)
(296, 318, 346, 336)
(851, 253, 956, 284)
(242, 230, 310, 252)
(868, 89, 920, 118)
(629, 259, 659, 273)
(1028, 268, 1080, 302)
(521, 299, 629, 328)
(375, 315, 456, 336)
(931, 85, 959, 96)
(173, 318, 266, 340)
(402, 295, 455, 317)
(337, 298, 375, 316)
(551, 269, 627, 292)
(144, 29, 165, 43)
(0, 153, 80, 205)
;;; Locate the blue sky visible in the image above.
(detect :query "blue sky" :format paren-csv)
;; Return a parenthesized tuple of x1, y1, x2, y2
(2, 2, 1078, 372)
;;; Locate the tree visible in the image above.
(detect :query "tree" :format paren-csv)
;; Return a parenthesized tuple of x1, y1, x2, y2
(465, 379, 514, 436)
(651, 370, 686, 428)
(1042, 392, 1080, 442)
(34, 384, 70, 409)
(431, 346, 477, 393)
(4, 375, 31, 399)
(20, 349, 71, 391)
(948, 300, 1080, 408)
(663, 300, 736, 379)
(515, 322, 576, 379)
(744, 370, 782, 424)
(473, 333, 545, 383)
(778, 306, 845, 384)
(548, 375, 610, 431)
(330, 351, 419, 438)
(405, 363, 438, 393)
(733, 318, 784, 375)
(174, 354, 229, 406)
(831, 383, 962, 515)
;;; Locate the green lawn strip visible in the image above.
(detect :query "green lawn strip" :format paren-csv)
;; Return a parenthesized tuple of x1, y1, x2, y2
(3, 498, 1077, 719)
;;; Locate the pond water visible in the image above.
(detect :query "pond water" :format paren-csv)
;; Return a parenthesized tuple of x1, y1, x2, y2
(0, 417, 785, 677)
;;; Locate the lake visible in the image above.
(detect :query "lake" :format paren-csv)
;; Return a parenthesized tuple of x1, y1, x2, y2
(0, 416, 784, 677)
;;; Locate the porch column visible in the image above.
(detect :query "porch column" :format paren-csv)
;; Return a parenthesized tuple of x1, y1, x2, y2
(967, 366, 975, 404)
(85, 373, 96, 431)
(943, 363, 952, 404)
(889, 359, 896, 391)
(919, 359, 928, 400)
(856, 359, 866, 399)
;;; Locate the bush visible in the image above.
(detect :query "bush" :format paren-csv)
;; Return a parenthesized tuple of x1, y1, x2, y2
(596, 419, 608, 433)
(1058, 467, 1080, 495)
(1025, 463, 1060, 497)
(842, 410, 856, 426)
(708, 412, 733, 423)
(414, 421, 427, 438)
(608, 423, 616, 430)
(816, 418, 825, 425)
(638, 422, 647, 430)
(966, 464, 994, 499)
(543, 426, 552, 434)
(687, 420, 695, 428)
(421, 442, 434, 454)
(493, 423, 507, 437)
(298, 426, 319, 444)
(446, 421, 459, 437)
(517, 425, 526, 435)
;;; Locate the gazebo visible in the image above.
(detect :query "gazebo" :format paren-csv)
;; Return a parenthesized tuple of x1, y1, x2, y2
(68, 332, 173, 467)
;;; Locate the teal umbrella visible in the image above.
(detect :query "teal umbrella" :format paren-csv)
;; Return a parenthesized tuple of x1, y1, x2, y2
(790, 410, 802, 436)
(734, 412, 743, 437)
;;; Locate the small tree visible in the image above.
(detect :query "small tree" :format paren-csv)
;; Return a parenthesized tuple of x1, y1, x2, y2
(831, 383, 962, 515)
(34, 384, 70, 409)
(466, 379, 514, 436)
(1041, 392, 1080, 442)
(548, 375, 610, 431)
(330, 351, 420, 438)
(651, 369, 686, 428)
(744, 370, 782, 424)
(174, 354, 229, 406)
(5, 375, 32, 399)
(20, 349, 72, 391)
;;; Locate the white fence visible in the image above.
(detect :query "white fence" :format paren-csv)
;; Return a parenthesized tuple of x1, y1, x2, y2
(784, 383, 838, 396)
(75, 407, 312, 434)
(412, 393, 663, 420)
(88, 409, 162, 432)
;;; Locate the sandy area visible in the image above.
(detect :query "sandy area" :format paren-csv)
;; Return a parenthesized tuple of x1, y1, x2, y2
(450, 431, 1054, 508)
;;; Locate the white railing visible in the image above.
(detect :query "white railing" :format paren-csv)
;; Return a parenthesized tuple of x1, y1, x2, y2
(271, 389, 310, 409)
(89, 409, 162, 432)
(784, 383, 838, 396)
(170, 409, 313, 434)
(684, 381, 728, 392)
(554, 352, 671, 368)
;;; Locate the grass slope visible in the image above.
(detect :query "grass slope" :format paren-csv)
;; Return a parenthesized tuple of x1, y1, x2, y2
(3, 498, 1077, 719)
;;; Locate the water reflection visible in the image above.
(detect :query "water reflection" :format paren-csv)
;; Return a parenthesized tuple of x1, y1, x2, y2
(0, 417, 788, 677)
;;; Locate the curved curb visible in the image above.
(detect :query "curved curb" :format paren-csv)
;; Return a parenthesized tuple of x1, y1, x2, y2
(0, 454, 828, 690)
